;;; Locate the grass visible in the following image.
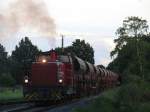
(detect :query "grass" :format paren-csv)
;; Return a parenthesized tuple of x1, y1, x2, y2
(0, 87, 23, 102)
(73, 88, 119, 112)
(100, 88, 119, 100)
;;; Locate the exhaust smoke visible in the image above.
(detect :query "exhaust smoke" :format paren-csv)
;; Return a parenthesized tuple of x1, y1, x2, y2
(0, 0, 56, 43)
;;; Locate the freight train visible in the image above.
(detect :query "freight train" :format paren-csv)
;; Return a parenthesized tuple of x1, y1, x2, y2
(23, 50, 120, 101)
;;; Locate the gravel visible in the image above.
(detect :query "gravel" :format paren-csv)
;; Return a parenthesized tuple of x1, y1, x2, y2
(45, 95, 100, 112)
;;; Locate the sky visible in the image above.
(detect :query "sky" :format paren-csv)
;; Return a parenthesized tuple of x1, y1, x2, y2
(0, 0, 150, 66)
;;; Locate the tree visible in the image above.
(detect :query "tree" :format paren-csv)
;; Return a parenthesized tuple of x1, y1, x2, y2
(0, 73, 16, 87)
(0, 44, 8, 74)
(111, 16, 148, 57)
(108, 17, 150, 80)
(55, 39, 95, 64)
(72, 39, 94, 64)
(11, 37, 40, 84)
(0, 44, 16, 86)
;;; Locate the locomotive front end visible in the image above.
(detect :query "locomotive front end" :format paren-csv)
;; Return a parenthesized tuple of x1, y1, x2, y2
(23, 50, 65, 101)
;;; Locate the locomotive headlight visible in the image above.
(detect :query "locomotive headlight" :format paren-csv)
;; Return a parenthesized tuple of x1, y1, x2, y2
(24, 79, 29, 83)
(24, 76, 29, 83)
(42, 59, 47, 63)
(59, 79, 63, 83)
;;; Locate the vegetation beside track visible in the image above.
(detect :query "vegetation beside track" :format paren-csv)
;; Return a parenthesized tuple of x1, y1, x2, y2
(0, 87, 23, 102)
(74, 80, 150, 112)
(73, 88, 118, 112)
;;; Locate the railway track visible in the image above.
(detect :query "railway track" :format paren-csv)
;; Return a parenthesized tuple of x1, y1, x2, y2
(0, 99, 80, 112)
(0, 100, 30, 105)
(0, 95, 98, 112)
(0, 103, 33, 112)
(2, 105, 54, 112)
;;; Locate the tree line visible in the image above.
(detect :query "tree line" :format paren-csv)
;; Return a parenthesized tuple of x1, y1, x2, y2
(107, 16, 150, 82)
(105, 16, 150, 112)
(0, 37, 94, 86)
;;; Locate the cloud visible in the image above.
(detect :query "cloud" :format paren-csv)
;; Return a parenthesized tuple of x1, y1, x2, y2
(99, 58, 112, 67)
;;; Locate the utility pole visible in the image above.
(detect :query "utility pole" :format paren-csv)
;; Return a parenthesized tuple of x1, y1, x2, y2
(61, 35, 64, 53)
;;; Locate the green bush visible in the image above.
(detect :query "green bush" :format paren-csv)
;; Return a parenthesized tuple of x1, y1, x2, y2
(91, 97, 115, 112)
(115, 81, 150, 112)
(121, 72, 142, 84)
(0, 73, 16, 87)
(73, 97, 115, 112)
(74, 81, 150, 112)
(115, 83, 141, 112)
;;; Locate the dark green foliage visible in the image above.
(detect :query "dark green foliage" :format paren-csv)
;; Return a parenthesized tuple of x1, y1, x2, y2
(74, 97, 115, 112)
(115, 81, 150, 112)
(0, 73, 16, 87)
(108, 16, 150, 80)
(11, 37, 40, 84)
(55, 39, 95, 64)
(116, 84, 142, 108)
(0, 44, 16, 87)
(0, 44, 8, 74)
(0, 37, 40, 86)
(111, 16, 149, 57)
(72, 39, 94, 64)
(12, 37, 40, 63)
(91, 97, 115, 112)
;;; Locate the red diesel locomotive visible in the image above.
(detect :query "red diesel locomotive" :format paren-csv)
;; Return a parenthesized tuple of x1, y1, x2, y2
(23, 50, 120, 101)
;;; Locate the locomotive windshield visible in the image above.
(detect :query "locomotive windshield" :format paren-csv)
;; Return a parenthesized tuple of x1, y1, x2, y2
(36, 55, 52, 63)
(35, 50, 58, 63)
(35, 55, 72, 64)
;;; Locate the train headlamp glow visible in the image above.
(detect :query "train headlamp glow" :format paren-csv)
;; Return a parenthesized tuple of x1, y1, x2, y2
(24, 79, 28, 83)
(42, 59, 47, 63)
(59, 79, 63, 83)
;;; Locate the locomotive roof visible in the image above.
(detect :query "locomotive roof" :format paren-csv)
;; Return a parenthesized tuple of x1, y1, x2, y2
(85, 62, 95, 73)
(73, 56, 87, 73)
(39, 50, 54, 55)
